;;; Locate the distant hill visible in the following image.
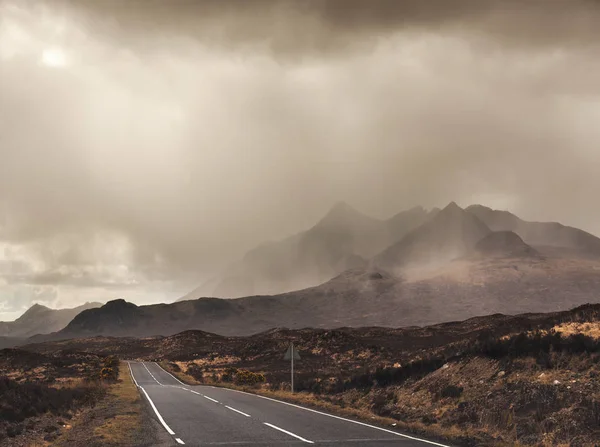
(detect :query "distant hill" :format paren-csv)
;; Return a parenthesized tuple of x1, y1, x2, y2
(0, 302, 102, 338)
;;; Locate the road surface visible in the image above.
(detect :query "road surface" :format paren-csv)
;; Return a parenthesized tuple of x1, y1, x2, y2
(128, 361, 452, 447)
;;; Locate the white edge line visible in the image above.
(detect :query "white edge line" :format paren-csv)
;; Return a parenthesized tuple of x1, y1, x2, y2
(175, 438, 185, 445)
(218, 388, 452, 447)
(139, 386, 176, 435)
(142, 362, 163, 386)
(154, 361, 186, 385)
(203, 395, 219, 403)
(148, 361, 449, 446)
(264, 422, 314, 444)
(225, 405, 251, 417)
(127, 361, 140, 388)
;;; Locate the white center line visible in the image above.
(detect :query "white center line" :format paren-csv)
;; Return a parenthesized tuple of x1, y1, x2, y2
(218, 387, 452, 447)
(225, 405, 251, 417)
(142, 362, 163, 386)
(154, 361, 187, 385)
(263, 423, 314, 444)
(175, 438, 185, 445)
(203, 395, 219, 403)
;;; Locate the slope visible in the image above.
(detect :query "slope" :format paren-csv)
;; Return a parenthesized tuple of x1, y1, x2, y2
(374, 202, 491, 271)
(0, 302, 102, 338)
(466, 204, 600, 256)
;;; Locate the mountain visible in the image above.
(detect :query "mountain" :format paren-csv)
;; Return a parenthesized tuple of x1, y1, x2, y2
(466, 204, 600, 256)
(374, 202, 491, 271)
(34, 241, 600, 339)
(0, 302, 102, 338)
(183, 202, 432, 299)
(474, 231, 539, 258)
(45, 268, 400, 339)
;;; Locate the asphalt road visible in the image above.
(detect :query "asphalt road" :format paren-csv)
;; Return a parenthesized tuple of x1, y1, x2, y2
(128, 361, 452, 447)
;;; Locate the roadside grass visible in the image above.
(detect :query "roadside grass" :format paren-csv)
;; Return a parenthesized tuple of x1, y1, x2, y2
(53, 361, 144, 447)
(92, 362, 143, 444)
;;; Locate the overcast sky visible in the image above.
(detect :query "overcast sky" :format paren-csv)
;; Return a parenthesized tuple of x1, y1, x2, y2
(1, 0, 600, 320)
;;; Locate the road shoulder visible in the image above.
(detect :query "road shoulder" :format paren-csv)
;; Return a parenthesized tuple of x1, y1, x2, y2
(52, 361, 172, 447)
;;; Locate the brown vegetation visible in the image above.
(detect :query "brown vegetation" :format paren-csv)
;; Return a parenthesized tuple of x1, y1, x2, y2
(24, 304, 600, 446)
(0, 351, 126, 445)
(52, 361, 155, 447)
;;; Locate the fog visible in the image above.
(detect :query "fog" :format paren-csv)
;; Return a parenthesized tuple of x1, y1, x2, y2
(1, 0, 600, 319)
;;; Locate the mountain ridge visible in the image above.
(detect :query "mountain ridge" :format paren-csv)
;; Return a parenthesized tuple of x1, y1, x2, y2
(0, 302, 102, 338)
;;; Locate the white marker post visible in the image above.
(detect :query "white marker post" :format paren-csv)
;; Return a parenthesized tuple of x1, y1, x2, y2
(283, 342, 301, 393)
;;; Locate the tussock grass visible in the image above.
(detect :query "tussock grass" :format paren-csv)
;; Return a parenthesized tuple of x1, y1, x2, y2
(53, 361, 145, 447)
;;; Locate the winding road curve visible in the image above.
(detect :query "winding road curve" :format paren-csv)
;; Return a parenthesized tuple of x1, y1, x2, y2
(128, 361, 453, 447)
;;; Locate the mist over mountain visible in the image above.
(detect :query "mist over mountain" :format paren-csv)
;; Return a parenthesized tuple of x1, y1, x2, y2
(183, 202, 433, 299)
(186, 201, 600, 300)
(29, 201, 600, 340)
(466, 205, 600, 256)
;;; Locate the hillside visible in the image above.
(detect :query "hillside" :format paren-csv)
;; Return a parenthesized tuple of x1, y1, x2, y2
(24, 304, 600, 447)
(473, 231, 539, 258)
(34, 244, 600, 339)
(374, 202, 491, 271)
(0, 302, 102, 338)
(466, 204, 600, 256)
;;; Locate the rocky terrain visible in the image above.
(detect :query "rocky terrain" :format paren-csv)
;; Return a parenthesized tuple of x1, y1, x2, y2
(24, 304, 600, 446)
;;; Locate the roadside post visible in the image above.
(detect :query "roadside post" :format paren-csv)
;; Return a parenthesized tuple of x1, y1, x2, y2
(283, 342, 301, 393)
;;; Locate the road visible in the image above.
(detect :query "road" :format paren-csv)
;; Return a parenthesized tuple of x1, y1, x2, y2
(128, 361, 452, 447)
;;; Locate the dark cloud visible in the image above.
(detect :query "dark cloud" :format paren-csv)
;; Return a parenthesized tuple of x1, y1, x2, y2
(1, 0, 600, 318)
(62, 0, 600, 54)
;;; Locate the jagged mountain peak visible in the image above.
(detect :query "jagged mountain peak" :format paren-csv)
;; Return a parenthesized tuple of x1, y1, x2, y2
(317, 201, 379, 228)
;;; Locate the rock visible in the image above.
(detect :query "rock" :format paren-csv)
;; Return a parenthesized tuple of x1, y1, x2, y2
(498, 371, 506, 377)
(553, 380, 561, 385)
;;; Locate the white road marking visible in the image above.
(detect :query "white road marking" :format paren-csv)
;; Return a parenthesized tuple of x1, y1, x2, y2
(175, 438, 185, 445)
(139, 385, 175, 435)
(263, 422, 314, 444)
(127, 361, 140, 387)
(225, 405, 251, 417)
(217, 387, 452, 447)
(189, 390, 202, 395)
(142, 362, 163, 386)
(154, 361, 186, 385)
(203, 395, 219, 403)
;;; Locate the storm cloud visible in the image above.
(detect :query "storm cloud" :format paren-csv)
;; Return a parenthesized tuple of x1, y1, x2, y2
(1, 0, 600, 318)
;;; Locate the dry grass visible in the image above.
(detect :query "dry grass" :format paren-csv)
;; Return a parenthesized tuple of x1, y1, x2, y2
(53, 362, 145, 447)
(552, 322, 600, 339)
(92, 363, 142, 444)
